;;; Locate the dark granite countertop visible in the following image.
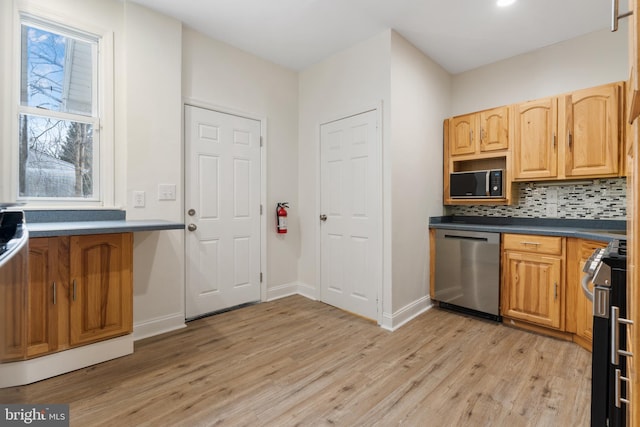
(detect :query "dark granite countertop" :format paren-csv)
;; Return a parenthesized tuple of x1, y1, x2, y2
(23, 209, 184, 238)
(429, 216, 626, 242)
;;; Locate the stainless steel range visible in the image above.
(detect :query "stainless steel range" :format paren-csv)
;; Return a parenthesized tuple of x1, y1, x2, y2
(582, 239, 630, 427)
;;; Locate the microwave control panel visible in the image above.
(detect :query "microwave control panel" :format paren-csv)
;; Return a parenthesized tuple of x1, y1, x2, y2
(489, 170, 503, 197)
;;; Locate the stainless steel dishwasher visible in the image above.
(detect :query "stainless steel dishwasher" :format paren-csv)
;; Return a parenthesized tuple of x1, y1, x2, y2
(434, 229, 500, 321)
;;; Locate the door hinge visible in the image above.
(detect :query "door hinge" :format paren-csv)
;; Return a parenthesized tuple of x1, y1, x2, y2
(260, 136, 263, 147)
(260, 204, 263, 215)
(260, 272, 263, 283)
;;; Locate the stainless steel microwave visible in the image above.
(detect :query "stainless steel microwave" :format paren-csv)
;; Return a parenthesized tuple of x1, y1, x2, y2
(449, 169, 504, 198)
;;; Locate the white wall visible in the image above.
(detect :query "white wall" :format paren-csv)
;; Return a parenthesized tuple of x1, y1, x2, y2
(123, 2, 185, 339)
(451, 26, 628, 115)
(298, 30, 392, 303)
(0, 0, 186, 339)
(1, 0, 124, 203)
(298, 30, 452, 327)
(389, 32, 451, 316)
(0, 1, 13, 203)
(182, 28, 300, 296)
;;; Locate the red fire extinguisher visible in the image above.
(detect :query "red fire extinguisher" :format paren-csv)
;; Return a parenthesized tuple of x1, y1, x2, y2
(276, 202, 289, 234)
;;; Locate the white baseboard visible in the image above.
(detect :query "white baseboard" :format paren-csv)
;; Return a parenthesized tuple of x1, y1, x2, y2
(296, 282, 318, 300)
(133, 313, 186, 341)
(266, 282, 300, 301)
(381, 296, 433, 331)
(0, 335, 133, 388)
(136, 283, 427, 338)
(267, 281, 319, 301)
(268, 284, 430, 331)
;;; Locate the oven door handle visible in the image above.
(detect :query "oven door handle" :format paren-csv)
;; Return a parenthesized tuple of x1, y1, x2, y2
(581, 272, 594, 302)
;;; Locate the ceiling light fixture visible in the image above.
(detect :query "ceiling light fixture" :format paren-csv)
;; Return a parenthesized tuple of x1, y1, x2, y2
(497, 0, 516, 7)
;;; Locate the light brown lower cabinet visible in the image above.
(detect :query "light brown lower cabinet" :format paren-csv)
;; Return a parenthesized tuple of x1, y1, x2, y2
(501, 234, 565, 331)
(501, 234, 610, 349)
(565, 238, 607, 352)
(27, 233, 133, 359)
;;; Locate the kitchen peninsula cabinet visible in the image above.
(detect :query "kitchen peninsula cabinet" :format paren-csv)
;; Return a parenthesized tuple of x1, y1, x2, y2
(27, 233, 133, 359)
(513, 82, 622, 181)
(501, 234, 565, 331)
(27, 237, 68, 357)
(69, 233, 133, 346)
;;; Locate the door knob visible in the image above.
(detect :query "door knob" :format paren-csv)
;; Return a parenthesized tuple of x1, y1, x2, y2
(187, 223, 197, 231)
(320, 214, 327, 221)
(187, 208, 196, 216)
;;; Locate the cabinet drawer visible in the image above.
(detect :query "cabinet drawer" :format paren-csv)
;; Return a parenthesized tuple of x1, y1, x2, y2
(503, 234, 563, 255)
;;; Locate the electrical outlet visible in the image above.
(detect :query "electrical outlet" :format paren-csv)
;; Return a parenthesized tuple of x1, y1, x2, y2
(158, 184, 176, 201)
(547, 188, 558, 204)
(133, 191, 145, 208)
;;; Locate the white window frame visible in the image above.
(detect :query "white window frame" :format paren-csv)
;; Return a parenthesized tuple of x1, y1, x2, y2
(11, 2, 114, 208)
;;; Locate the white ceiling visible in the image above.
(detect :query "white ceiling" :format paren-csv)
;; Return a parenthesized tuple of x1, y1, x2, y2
(128, 0, 619, 74)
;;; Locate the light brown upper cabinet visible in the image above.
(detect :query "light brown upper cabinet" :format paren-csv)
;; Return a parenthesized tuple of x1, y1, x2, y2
(513, 82, 623, 181)
(449, 106, 509, 157)
(479, 106, 509, 152)
(563, 83, 621, 177)
(513, 97, 558, 180)
(450, 113, 477, 156)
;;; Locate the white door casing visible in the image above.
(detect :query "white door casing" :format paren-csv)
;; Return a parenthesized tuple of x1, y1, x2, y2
(320, 110, 381, 321)
(185, 105, 261, 319)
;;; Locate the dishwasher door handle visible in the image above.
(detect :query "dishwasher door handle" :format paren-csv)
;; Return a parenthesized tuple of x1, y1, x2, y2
(443, 234, 489, 242)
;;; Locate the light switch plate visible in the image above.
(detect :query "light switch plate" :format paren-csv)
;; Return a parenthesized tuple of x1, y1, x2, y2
(546, 203, 558, 217)
(547, 188, 558, 204)
(158, 184, 176, 201)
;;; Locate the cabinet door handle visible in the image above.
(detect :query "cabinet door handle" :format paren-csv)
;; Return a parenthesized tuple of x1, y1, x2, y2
(470, 129, 473, 144)
(552, 132, 556, 149)
(568, 131, 573, 150)
(72, 279, 77, 301)
(611, 0, 633, 32)
(554, 282, 558, 300)
(521, 241, 541, 246)
(52, 282, 57, 305)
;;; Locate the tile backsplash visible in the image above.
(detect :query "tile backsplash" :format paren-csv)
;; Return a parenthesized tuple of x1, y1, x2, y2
(448, 178, 627, 219)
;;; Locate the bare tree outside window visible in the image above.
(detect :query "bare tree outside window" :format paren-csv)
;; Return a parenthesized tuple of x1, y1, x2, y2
(19, 20, 97, 199)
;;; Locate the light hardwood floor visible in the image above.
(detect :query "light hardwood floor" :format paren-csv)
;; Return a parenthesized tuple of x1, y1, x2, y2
(0, 295, 591, 426)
